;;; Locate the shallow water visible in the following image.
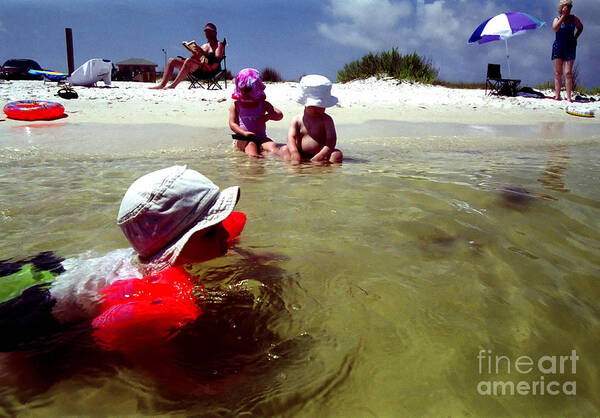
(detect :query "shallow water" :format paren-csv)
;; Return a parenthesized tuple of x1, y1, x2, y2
(0, 120, 599, 416)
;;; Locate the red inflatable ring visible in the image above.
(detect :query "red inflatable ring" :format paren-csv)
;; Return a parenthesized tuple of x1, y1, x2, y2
(3, 100, 65, 121)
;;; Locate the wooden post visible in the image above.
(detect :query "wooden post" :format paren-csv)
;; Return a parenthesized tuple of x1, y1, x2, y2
(65, 28, 74, 75)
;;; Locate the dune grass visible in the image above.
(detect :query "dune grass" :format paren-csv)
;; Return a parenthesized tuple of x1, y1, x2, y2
(337, 48, 438, 84)
(433, 81, 486, 89)
(575, 86, 600, 96)
(535, 81, 600, 96)
(261, 67, 283, 82)
(535, 81, 554, 91)
(535, 64, 600, 95)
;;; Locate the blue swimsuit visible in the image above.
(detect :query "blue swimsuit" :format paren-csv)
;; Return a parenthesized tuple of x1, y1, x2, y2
(552, 15, 577, 61)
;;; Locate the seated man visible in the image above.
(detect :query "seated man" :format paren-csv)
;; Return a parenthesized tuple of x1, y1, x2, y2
(150, 23, 224, 90)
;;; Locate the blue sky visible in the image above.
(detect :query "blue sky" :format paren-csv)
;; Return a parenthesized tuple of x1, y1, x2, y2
(2, 0, 599, 88)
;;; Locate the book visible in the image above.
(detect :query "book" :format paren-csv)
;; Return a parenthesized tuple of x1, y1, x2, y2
(182, 41, 200, 54)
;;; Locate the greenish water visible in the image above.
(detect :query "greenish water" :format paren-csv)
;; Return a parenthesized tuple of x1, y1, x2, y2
(0, 121, 599, 416)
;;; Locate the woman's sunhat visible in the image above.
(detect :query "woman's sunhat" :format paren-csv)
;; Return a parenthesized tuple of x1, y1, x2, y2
(296, 74, 338, 108)
(232, 68, 266, 102)
(117, 166, 239, 268)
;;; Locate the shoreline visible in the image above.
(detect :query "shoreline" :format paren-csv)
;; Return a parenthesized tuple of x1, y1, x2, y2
(1, 119, 597, 159)
(1, 78, 599, 130)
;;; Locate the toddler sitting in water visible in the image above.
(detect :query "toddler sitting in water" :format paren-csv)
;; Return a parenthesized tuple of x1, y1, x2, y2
(229, 68, 283, 158)
(280, 75, 342, 164)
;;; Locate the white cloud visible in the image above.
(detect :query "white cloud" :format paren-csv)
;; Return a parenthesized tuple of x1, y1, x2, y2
(416, 1, 456, 41)
(317, 22, 375, 50)
(317, 0, 476, 52)
(415, 0, 463, 51)
(326, 0, 411, 28)
(318, 0, 412, 50)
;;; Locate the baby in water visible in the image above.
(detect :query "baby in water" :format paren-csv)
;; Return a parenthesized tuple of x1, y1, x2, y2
(280, 75, 342, 164)
(229, 68, 283, 158)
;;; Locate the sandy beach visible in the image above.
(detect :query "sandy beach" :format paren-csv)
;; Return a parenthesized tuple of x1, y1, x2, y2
(1, 78, 598, 130)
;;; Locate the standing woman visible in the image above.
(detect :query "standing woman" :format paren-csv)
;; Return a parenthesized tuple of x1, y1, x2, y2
(552, 0, 583, 102)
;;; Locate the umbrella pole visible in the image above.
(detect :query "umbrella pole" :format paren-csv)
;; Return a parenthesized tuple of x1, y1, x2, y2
(505, 39, 511, 78)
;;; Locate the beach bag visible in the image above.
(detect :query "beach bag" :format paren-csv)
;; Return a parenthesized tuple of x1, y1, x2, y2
(68, 59, 112, 87)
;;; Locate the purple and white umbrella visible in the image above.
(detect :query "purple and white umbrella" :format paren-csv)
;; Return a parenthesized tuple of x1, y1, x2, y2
(468, 12, 545, 76)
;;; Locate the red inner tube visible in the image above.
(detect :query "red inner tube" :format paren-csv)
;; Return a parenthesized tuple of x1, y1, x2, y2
(3, 100, 65, 121)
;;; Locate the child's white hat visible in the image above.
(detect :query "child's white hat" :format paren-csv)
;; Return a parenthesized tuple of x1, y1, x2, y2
(296, 75, 338, 108)
(118, 165, 239, 268)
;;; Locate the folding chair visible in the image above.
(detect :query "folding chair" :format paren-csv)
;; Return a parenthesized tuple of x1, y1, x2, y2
(485, 64, 521, 97)
(187, 38, 228, 90)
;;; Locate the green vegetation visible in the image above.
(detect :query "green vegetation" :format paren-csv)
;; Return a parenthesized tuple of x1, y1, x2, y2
(536, 64, 600, 95)
(261, 67, 283, 82)
(433, 81, 486, 89)
(335, 48, 599, 93)
(534, 80, 554, 91)
(575, 85, 600, 95)
(337, 48, 437, 84)
(535, 80, 600, 96)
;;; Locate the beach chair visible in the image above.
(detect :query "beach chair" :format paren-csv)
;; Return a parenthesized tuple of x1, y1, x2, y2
(187, 38, 228, 90)
(486, 64, 521, 97)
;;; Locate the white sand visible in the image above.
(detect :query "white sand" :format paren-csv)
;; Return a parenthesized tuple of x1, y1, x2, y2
(1, 78, 598, 128)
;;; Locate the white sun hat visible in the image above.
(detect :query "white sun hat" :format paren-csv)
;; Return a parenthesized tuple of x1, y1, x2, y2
(117, 165, 240, 268)
(296, 74, 338, 108)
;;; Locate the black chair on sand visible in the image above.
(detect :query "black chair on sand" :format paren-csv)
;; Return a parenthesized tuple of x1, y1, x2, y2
(186, 38, 228, 90)
(486, 63, 521, 97)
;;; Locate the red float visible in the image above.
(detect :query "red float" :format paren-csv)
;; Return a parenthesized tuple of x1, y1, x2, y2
(3, 100, 65, 121)
(222, 211, 246, 242)
(91, 213, 246, 352)
(92, 266, 202, 351)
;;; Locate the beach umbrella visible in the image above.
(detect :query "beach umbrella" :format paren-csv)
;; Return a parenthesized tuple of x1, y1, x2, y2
(468, 12, 545, 77)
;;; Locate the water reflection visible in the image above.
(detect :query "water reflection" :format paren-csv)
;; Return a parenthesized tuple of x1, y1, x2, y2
(538, 147, 570, 193)
(537, 122, 571, 194)
(232, 153, 268, 179)
(541, 122, 566, 139)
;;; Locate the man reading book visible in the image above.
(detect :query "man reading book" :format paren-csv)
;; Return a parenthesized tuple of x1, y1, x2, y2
(150, 23, 224, 90)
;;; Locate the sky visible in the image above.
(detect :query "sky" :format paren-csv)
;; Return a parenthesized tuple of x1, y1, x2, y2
(2, 0, 599, 88)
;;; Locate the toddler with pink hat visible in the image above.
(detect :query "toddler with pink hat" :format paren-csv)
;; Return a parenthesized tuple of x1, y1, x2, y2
(280, 74, 342, 164)
(229, 68, 283, 158)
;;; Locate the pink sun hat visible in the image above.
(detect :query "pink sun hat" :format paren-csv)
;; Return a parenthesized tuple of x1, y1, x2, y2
(232, 68, 266, 103)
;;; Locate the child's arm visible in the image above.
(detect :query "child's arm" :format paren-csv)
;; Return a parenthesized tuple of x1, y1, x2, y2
(286, 115, 302, 162)
(228, 102, 255, 137)
(310, 115, 337, 162)
(259, 101, 283, 123)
